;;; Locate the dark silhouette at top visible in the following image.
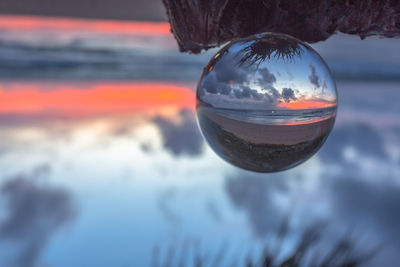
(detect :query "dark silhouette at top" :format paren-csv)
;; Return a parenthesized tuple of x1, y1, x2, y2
(162, 0, 400, 53)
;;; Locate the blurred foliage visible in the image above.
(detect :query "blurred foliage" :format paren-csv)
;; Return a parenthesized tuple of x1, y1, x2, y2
(153, 220, 378, 267)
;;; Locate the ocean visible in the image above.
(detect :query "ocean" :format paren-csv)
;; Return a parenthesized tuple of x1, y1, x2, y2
(199, 106, 337, 125)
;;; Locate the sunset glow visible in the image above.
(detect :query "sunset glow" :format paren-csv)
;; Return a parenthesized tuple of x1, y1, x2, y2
(280, 116, 335, 126)
(0, 82, 195, 116)
(0, 15, 171, 35)
(278, 100, 336, 109)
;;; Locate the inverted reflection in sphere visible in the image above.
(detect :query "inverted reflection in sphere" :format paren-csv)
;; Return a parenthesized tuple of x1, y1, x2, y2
(196, 33, 337, 173)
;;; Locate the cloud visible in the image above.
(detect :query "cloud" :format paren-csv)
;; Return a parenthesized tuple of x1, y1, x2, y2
(199, 54, 304, 109)
(258, 67, 277, 85)
(233, 86, 251, 99)
(201, 53, 249, 96)
(215, 56, 249, 84)
(257, 68, 282, 102)
(201, 75, 219, 94)
(281, 88, 297, 103)
(318, 123, 387, 163)
(200, 62, 299, 107)
(309, 63, 320, 88)
(0, 174, 75, 267)
(329, 177, 400, 266)
(331, 177, 400, 239)
(218, 84, 232, 95)
(225, 172, 287, 236)
(232, 85, 265, 100)
(152, 109, 203, 156)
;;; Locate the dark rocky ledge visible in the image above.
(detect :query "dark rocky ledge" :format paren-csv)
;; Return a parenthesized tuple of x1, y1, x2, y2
(162, 0, 400, 53)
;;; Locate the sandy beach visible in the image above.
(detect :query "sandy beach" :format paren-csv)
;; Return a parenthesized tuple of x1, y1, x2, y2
(198, 106, 336, 145)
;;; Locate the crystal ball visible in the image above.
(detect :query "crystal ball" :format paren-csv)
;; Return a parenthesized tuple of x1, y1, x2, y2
(196, 32, 337, 173)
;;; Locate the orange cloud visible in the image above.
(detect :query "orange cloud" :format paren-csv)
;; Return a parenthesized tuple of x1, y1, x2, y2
(0, 15, 171, 35)
(0, 82, 195, 116)
(278, 100, 336, 109)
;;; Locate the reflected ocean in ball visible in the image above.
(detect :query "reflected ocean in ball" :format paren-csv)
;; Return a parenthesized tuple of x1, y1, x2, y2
(196, 33, 337, 173)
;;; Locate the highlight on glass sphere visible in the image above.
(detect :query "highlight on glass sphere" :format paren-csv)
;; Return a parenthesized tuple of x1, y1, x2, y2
(196, 32, 338, 173)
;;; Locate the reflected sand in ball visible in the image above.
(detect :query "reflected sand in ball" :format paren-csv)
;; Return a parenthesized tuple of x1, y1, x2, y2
(196, 33, 337, 173)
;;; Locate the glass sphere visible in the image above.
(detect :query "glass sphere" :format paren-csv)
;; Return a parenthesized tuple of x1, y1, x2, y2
(196, 32, 337, 173)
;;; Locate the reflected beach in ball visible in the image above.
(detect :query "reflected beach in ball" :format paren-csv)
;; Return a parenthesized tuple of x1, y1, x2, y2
(196, 33, 337, 173)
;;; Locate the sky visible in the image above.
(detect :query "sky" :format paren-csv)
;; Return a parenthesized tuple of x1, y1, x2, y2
(0, 9, 399, 267)
(198, 36, 337, 110)
(0, 0, 167, 21)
